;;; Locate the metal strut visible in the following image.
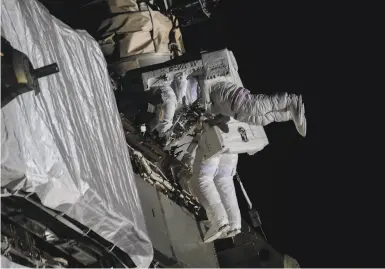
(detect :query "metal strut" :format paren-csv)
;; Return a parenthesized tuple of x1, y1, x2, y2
(235, 172, 268, 242)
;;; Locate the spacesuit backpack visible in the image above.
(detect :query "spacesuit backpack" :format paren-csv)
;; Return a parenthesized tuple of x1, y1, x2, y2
(198, 49, 269, 160)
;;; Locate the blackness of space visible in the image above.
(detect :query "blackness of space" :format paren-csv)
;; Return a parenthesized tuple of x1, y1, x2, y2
(36, 0, 378, 267)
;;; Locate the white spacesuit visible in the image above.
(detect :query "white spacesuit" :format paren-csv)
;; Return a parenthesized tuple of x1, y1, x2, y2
(153, 76, 306, 243)
(151, 73, 198, 137)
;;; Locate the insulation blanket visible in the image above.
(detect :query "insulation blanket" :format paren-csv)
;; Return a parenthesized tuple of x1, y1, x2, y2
(1, 0, 153, 267)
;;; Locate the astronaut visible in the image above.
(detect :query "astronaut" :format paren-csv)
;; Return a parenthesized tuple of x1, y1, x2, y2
(152, 75, 306, 243)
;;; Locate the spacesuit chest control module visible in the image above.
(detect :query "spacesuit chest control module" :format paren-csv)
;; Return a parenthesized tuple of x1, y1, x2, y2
(140, 49, 270, 159)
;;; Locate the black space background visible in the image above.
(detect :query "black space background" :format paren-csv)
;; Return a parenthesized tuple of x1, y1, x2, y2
(36, 0, 381, 267)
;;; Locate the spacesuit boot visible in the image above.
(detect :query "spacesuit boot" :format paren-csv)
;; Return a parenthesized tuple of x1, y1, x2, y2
(283, 254, 300, 268)
(201, 202, 231, 243)
(217, 228, 241, 240)
(296, 104, 307, 137)
(203, 223, 231, 243)
(288, 95, 307, 137)
(227, 228, 241, 237)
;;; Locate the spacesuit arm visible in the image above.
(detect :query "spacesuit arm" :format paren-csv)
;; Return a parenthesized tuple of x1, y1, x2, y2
(172, 73, 188, 106)
(154, 86, 177, 137)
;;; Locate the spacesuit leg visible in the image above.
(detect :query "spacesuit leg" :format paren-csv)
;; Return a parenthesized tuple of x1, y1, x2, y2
(235, 92, 306, 136)
(210, 82, 306, 136)
(152, 86, 177, 137)
(241, 110, 292, 126)
(214, 153, 242, 232)
(190, 147, 230, 241)
(234, 92, 293, 122)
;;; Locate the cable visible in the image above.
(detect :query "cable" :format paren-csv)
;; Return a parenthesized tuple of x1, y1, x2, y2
(79, 0, 104, 8)
(148, 160, 169, 182)
(235, 173, 269, 242)
(260, 225, 268, 242)
(235, 172, 252, 209)
(198, 0, 211, 18)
